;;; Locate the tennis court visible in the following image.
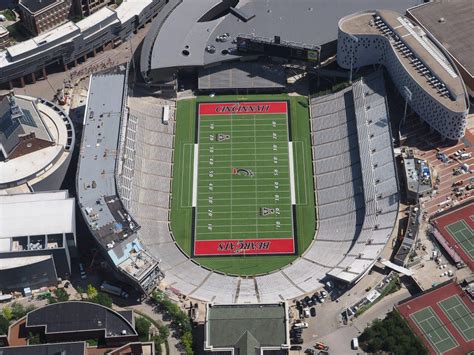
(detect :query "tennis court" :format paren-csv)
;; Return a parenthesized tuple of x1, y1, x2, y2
(410, 307, 458, 353)
(432, 204, 474, 270)
(446, 220, 474, 260)
(397, 281, 474, 355)
(438, 295, 474, 342)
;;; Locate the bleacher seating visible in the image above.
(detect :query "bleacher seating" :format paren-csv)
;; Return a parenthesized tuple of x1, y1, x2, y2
(122, 71, 399, 303)
(328, 71, 399, 282)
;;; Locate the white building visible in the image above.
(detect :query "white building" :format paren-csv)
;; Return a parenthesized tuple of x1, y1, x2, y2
(337, 10, 469, 140)
(0, 190, 76, 293)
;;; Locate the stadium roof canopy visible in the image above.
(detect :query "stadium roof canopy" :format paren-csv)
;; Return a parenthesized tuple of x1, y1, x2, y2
(141, 0, 423, 79)
(407, 1, 474, 81)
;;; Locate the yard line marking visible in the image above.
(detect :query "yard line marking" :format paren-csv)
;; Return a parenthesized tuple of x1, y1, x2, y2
(192, 144, 199, 207)
(288, 141, 296, 205)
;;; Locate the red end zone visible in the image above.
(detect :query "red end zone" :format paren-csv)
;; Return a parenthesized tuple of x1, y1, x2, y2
(199, 101, 287, 115)
(194, 238, 295, 256)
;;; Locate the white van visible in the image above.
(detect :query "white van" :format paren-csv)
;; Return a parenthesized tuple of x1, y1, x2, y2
(352, 337, 359, 350)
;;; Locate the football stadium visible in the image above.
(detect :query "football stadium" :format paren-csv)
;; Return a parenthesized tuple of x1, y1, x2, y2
(75, 0, 470, 302)
(170, 97, 315, 274)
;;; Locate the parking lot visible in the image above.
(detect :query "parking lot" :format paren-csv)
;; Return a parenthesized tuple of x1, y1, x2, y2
(403, 117, 474, 219)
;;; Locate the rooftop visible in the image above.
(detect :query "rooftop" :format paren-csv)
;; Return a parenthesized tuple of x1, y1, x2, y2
(403, 155, 432, 195)
(0, 254, 52, 270)
(0, 94, 53, 158)
(6, 21, 79, 59)
(206, 303, 288, 353)
(77, 70, 138, 250)
(76, 6, 117, 34)
(0, 191, 74, 239)
(147, 0, 422, 73)
(26, 301, 137, 338)
(0, 95, 74, 191)
(115, 0, 153, 23)
(340, 10, 467, 113)
(407, 0, 474, 78)
(0, 342, 86, 355)
(77, 69, 158, 287)
(19, 0, 60, 14)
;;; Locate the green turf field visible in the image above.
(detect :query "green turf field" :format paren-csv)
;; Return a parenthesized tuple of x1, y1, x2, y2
(410, 307, 458, 353)
(170, 95, 315, 275)
(438, 296, 474, 342)
(446, 220, 474, 260)
(195, 103, 294, 250)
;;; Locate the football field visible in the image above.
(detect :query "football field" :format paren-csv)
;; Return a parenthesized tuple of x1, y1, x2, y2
(193, 101, 296, 256)
(170, 95, 315, 275)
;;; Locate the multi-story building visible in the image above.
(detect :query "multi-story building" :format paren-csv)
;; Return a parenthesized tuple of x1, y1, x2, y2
(0, 191, 76, 293)
(0, 0, 169, 88)
(0, 25, 9, 49)
(75, 0, 113, 17)
(18, 0, 72, 35)
(337, 10, 469, 140)
(77, 69, 162, 295)
(0, 92, 75, 194)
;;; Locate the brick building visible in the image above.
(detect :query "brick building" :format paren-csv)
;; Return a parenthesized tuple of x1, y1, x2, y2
(18, 0, 72, 35)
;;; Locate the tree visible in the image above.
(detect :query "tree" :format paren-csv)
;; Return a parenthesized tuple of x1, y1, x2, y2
(135, 317, 151, 341)
(76, 286, 85, 298)
(54, 288, 69, 302)
(27, 332, 41, 345)
(86, 284, 98, 299)
(360, 311, 427, 355)
(2, 307, 12, 321)
(91, 292, 113, 308)
(11, 303, 25, 320)
(0, 314, 9, 335)
(181, 331, 193, 355)
(158, 325, 169, 340)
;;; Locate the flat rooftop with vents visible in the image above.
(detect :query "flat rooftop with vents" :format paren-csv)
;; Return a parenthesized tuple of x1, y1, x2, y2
(407, 0, 474, 95)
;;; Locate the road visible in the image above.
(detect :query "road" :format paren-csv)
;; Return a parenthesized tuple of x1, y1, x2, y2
(297, 287, 410, 355)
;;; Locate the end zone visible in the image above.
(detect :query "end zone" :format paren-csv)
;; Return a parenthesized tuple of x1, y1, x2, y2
(199, 101, 288, 115)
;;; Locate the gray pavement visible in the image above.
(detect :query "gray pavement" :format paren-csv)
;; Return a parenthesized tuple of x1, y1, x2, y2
(295, 287, 410, 355)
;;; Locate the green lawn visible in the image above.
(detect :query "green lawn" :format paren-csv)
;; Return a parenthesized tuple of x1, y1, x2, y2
(170, 95, 315, 275)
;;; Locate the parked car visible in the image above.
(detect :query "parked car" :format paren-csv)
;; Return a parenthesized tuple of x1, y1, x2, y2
(303, 307, 310, 318)
(310, 307, 316, 317)
(79, 263, 87, 280)
(290, 345, 303, 351)
(294, 321, 309, 329)
(314, 342, 329, 351)
(292, 338, 304, 345)
(311, 294, 319, 304)
(305, 349, 317, 355)
(303, 296, 311, 306)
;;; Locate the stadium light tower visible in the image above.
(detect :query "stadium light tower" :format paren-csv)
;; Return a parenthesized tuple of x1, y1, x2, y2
(349, 34, 359, 83)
